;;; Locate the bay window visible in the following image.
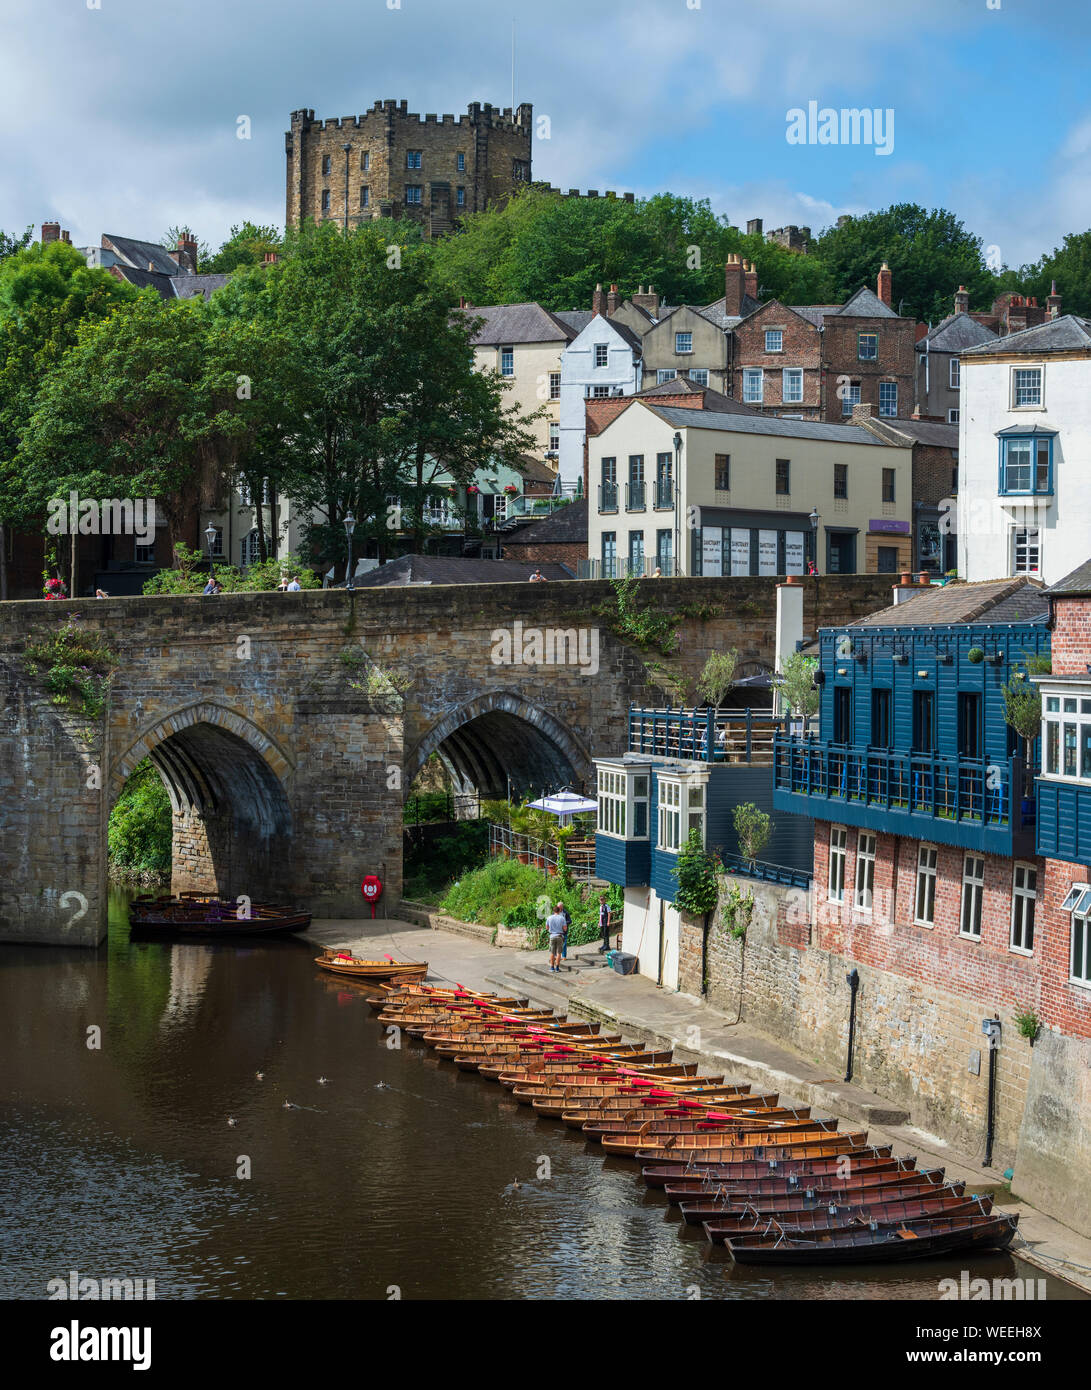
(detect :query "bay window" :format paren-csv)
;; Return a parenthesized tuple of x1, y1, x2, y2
(998, 432, 1053, 496)
(1041, 688, 1091, 781)
(1063, 883, 1091, 986)
(657, 775, 707, 852)
(597, 767, 650, 840)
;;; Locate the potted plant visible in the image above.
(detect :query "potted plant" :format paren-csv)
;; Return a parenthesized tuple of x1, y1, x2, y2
(503, 483, 519, 496)
(967, 646, 985, 664)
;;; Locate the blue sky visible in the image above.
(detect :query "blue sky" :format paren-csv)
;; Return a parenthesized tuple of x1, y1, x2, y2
(2, 0, 1088, 269)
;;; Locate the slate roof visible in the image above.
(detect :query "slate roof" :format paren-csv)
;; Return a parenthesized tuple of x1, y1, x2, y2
(786, 305, 839, 328)
(647, 404, 897, 445)
(555, 310, 595, 334)
(502, 498, 588, 546)
(634, 379, 761, 415)
(830, 286, 902, 319)
(111, 266, 177, 301)
(514, 453, 559, 485)
(873, 417, 960, 449)
(961, 314, 1091, 356)
(467, 302, 578, 346)
(1046, 559, 1091, 596)
(103, 234, 183, 277)
(849, 579, 1048, 629)
(917, 312, 997, 353)
(698, 294, 761, 329)
(173, 274, 230, 301)
(351, 554, 574, 586)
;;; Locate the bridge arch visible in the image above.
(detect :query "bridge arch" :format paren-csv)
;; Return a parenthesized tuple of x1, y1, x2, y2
(405, 692, 591, 800)
(111, 703, 296, 900)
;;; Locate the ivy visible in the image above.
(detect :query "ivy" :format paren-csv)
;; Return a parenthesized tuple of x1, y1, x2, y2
(673, 827, 721, 916)
(24, 615, 117, 720)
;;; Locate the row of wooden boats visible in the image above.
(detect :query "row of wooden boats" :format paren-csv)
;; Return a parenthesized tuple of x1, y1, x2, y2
(129, 893, 311, 936)
(364, 979, 1019, 1266)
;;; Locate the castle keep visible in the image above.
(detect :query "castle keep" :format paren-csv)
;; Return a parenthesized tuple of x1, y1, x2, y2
(285, 99, 533, 237)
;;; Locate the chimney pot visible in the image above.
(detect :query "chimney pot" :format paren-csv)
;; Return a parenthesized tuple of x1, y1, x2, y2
(877, 262, 893, 306)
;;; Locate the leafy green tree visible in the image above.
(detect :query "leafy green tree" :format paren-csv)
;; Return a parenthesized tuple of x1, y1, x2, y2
(733, 802, 771, 866)
(697, 650, 738, 707)
(773, 651, 819, 718)
(0, 225, 33, 262)
(108, 758, 172, 874)
(1012, 231, 1091, 318)
(206, 221, 283, 275)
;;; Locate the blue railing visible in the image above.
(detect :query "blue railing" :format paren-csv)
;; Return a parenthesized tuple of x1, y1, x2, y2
(773, 735, 1030, 828)
(628, 707, 786, 763)
(719, 852, 812, 888)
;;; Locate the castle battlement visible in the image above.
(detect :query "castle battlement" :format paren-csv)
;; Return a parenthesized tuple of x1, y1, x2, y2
(293, 100, 532, 135)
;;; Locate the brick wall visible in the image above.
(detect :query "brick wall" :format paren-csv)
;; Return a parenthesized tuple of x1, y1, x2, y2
(821, 315, 916, 423)
(913, 442, 959, 514)
(1049, 594, 1091, 675)
(499, 540, 585, 572)
(729, 302, 823, 417)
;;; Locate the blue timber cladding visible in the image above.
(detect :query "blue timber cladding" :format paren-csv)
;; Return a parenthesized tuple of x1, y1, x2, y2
(1037, 781, 1091, 866)
(594, 832, 650, 886)
(775, 619, 1050, 857)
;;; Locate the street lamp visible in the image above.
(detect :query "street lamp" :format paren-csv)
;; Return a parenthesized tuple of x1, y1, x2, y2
(204, 523, 217, 580)
(344, 512, 356, 592)
(342, 143, 352, 234)
(673, 431, 683, 577)
(809, 508, 821, 640)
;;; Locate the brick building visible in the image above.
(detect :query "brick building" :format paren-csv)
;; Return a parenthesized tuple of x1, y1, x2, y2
(285, 99, 533, 237)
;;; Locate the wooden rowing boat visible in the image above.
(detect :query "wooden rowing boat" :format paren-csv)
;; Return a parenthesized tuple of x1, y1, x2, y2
(533, 1091, 750, 1120)
(677, 1168, 953, 1223)
(703, 1191, 988, 1243)
(628, 1132, 870, 1163)
(510, 1079, 739, 1105)
(724, 1211, 1019, 1265)
(316, 953, 428, 980)
(455, 1047, 674, 1073)
(583, 1115, 833, 1142)
(497, 1062, 706, 1088)
(130, 897, 310, 937)
(643, 1145, 896, 1190)
(560, 1096, 785, 1128)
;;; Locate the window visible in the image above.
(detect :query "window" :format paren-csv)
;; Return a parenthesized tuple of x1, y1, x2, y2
(960, 856, 985, 938)
(656, 453, 673, 508)
(659, 780, 681, 851)
(241, 529, 262, 567)
(879, 381, 898, 417)
(1070, 885, 1091, 986)
(775, 458, 790, 495)
(958, 691, 982, 759)
(833, 463, 848, 499)
(628, 455, 645, 510)
(782, 367, 803, 403)
(601, 531, 617, 578)
(406, 150, 422, 169)
(687, 783, 706, 846)
(1012, 367, 1042, 407)
(549, 371, 561, 400)
(656, 369, 677, 384)
(765, 329, 783, 353)
(321, 189, 330, 211)
(877, 546, 898, 573)
(457, 187, 466, 207)
(882, 468, 896, 503)
(841, 380, 861, 415)
(915, 845, 937, 926)
(689, 368, 709, 386)
(599, 457, 618, 511)
(1042, 692, 1091, 780)
(594, 343, 609, 368)
(999, 435, 1052, 495)
(597, 768, 627, 837)
(512, 159, 529, 181)
(913, 690, 935, 752)
(854, 832, 876, 911)
(1013, 526, 1040, 575)
(871, 688, 891, 747)
(715, 454, 730, 491)
(675, 332, 692, 354)
(950, 358, 960, 389)
(948, 408, 960, 425)
(457, 152, 466, 171)
(500, 346, 514, 377)
(857, 332, 878, 361)
(548, 423, 559, 455)
(592, 385, 611, 398)
(405, 186, 422, 204)
(1011, 863, 1037, 954)
(322, 155, 331, 175)
(633, 775, 649, 837)
(628, 530, 645, 575)
(833, 686, 852, 744)
(743, 367, 763, 403)
(134, 537, 157, 564)
(828, 827, 847, 904)
(360, 186, 370, 208)
(656, 529, 673, 572)
(361, 151, 370, 172)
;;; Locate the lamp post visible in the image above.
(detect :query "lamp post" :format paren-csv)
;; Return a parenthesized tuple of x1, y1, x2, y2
(809, 507, 820, 640)
(673, 431, 683, 577)
(204, 523, 217, 581)
(342, 142, 352, 234)
(344, 513, 356, 592)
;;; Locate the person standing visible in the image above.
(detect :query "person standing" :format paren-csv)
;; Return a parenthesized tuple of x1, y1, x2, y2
(560, 901, 572, 960)
(598, 893, 613, 954)
(287, 575, 302, 591)
(546, 903, 567, 973)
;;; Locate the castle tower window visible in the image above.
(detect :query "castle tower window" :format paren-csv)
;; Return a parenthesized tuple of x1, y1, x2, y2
(457, 187, 465, 206)
(406, 150, 423, 169)
(361, 151, 370, 172)
(457, 152, 466, 171)
(321, 189, 330, 212)
(322, 155, 331, 175)
(405, 186, 422, 205)
(360, 187, 370, 208)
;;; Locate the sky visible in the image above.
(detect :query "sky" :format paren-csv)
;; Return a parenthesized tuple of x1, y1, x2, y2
(2, 0, 1089, 269)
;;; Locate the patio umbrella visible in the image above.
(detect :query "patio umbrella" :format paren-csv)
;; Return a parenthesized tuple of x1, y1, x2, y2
(526, 788, 598, 825)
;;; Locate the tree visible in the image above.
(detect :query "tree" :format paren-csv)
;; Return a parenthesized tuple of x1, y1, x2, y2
(673, 827, 720, 916)
(733, 802, 771, 866)
(162, 225, 212, 271)
(0, 226, 33, 263)
(697, 650, 738, 708)
(811, 204, 994, 322)
(1013, 231, 1091, 319)
(773, 651, 819, 718)
(206, 221, 283, 275)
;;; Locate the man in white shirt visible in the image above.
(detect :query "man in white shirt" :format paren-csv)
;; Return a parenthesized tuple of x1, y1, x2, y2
(287, 575, 302, 591)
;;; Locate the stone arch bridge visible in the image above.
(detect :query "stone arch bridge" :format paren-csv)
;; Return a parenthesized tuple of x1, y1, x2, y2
(0, 576, 889, 945)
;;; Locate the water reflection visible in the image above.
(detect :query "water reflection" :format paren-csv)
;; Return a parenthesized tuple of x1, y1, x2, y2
(0, 888, 1082, 1301)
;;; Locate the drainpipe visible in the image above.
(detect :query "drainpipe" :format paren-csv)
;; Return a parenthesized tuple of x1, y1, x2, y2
(844, 967, 860, 1082)
(982, 1016, 1001, 1167)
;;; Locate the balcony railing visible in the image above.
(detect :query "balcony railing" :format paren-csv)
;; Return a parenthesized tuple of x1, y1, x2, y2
(654, 480, 674, 509)
(626, 481, 646, 510)
(773, 736, 1031, 828)
(578, 557, 677, 579)
(629, 706, 787, 764)
(599, 483, 619, 513)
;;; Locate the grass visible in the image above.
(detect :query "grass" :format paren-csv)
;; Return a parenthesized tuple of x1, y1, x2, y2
(439, 858, 622, 947)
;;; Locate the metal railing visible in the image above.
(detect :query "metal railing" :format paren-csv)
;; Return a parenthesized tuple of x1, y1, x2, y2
(772, 736, 1032, 827)
(719, 852, 812, 889)
(627, 706, 788, 764)
(487, 822, 597, 881)
(654, 480, 674, 509)
(598, 483, 619, 512)
(578, 557, 677, 579)
(626, 481, 646, 510)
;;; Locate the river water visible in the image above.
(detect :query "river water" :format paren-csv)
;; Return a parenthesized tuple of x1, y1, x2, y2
(0, 890, 1081, 1301)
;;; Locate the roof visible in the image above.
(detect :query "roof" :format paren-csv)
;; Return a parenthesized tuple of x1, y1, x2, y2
(961, 314, 1091, 357)
(634, 379, 760, 414)
(102, 234, 183, 277)
(502, 498, 588, 546)
(917, 312, 997, 353)
(514, 453, 559, 484)
(554, 310, 594, 334)
(786, 305, 840, 328)
(871, 417, 959, 449)
(848, 579, 1048, 629)
(351, 554, 574, 587)
(697, 294, 761, 330)
(830, 286, 902, 319)
(646, 404, 899, 446)
(172, 274, 230, 301)
(111, 266, 177, 301)
(467, 302, 577, 346)
(1046, 559, 1091, 597)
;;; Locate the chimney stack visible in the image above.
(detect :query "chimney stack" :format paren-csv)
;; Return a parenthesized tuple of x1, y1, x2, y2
(724, 254, 746, 316)
(852, 402, 873, 422)
(591, 282, 607, 318)
(743, 260, 758, 303)
(60, 230, 70, 244)
(606, 283, 621, 314)
(631, 284, 660, 317)
(264, 251, 279, 266)
(953, 285, 970, 315)
(1047, 280, 1062, 320)
(41, 222, 60, 244)
(170, 233, 198, 275)
(877, 262, 892, 307)
(746, 217, 763, 237)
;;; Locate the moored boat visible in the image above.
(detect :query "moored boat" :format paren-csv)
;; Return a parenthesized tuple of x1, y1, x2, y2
(703, 1190, 988, 1243)
(130, 896, 310, 937)
(723, 1211, 1019, 1265)
(316, 951, 428, 980)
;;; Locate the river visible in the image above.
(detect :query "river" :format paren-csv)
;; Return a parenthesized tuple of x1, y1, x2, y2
(0, 890, 1081, 1301)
